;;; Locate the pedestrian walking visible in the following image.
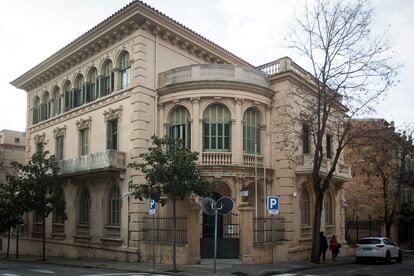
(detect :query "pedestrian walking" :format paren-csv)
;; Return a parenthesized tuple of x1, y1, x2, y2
(319, 231, 328, 262)
(329, 235, 339, 261)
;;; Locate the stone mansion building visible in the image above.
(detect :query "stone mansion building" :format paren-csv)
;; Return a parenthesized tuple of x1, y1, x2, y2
(7, 1, 352, 264)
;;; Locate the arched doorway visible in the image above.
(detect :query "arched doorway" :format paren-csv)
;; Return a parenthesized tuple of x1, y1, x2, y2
(200, 182, 239, 259)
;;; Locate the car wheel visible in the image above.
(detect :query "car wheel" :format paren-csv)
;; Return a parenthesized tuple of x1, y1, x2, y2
(384, 251, 391, 264)
(397, 251, 403, 263)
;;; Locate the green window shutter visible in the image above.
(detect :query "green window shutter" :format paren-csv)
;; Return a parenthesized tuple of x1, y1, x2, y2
(106, 121, 112, 149)
(85, 83, 91, 102)
(64, 91, 69, 111)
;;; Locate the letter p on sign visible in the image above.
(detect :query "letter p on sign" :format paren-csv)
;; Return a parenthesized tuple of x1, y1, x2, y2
(267, 196, 279, 215)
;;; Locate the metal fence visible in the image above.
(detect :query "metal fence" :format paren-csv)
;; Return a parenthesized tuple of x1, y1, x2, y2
(253, 217, 285, 245)
(143, 217, 187, 244)
(346, 219, 382, 244)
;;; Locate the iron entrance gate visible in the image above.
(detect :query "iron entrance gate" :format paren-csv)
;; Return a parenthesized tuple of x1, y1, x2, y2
(200, 212, 240, 258)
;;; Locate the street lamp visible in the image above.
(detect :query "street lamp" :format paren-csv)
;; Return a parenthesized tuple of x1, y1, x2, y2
(240, 185, 249, 204)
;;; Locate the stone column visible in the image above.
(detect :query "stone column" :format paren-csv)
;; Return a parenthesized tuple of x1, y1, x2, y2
(265, 105, 272, 167)
(233, 98, 243, 165)
(158, 103, 164, 136)
(187, 202, 201, 264)
(112, 67, 120, 91)
(238, 205, 254, 264)
(191, 98, 201, 155)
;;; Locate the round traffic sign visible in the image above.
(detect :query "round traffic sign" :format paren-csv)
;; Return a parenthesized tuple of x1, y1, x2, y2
(201, 197, 216, 216)
(216, 196, 233, 215)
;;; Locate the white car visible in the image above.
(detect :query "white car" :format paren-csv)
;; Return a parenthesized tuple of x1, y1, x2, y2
(355, 237, 403, 264)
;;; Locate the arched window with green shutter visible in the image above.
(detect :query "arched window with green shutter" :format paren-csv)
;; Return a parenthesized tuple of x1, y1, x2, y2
(108, 186, 121, 226)
(243, 108, 261, 154)
(79, 188, 90, 225)
(120, 52, 131, 89)
(301, 189, 310, 226)
(168, 106, 191, 149)
(203, 104, 231, 151)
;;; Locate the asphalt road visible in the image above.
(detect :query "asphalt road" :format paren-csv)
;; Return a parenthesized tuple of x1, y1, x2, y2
(274, 258, 414, 276)
(0, 260, 169, 276)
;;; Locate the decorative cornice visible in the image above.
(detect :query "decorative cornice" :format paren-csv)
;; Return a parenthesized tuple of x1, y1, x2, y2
(53, 126, 66, 137)
(76, 117, 92, 130)
(157, 81, 274, 99)
(33, 133, 46, 144)
(103, 106, 123, 121)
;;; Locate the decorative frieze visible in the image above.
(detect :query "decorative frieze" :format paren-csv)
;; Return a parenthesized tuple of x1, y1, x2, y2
(53, 125, 66, 137)
(103, 106, 123, 121)
(76, 117, 92, 130)
(33, 133, 46, 144)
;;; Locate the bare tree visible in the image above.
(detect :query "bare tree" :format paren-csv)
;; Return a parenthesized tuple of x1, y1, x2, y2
(289, 0, 400, 263)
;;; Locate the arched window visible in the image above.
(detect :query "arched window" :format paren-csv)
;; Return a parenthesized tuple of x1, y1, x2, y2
(79, 189, 90, 225)
(203, 104, 231, 151)
(101, 60, 114, 96)
(73, 75, 84, 108)
(168, 106, 191, 148)
(120, 52, 131, 89)
(243, 108, 261, 154)
(52, 87, 61, 116)
(32, 96, 40, 124)
(87, 67, 98, 102)
(63, 81, 72, 111)
(324, 194, 333, 225)
(41, 92, 51, 121)
(108, 186, 121, 225)
(52, 188, 65, 234)
(301, 189, 310, 225)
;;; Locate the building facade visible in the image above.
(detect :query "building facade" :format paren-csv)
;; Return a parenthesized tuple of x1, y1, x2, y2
(0, 129, 26, 182)
(7, 1, 351, 264)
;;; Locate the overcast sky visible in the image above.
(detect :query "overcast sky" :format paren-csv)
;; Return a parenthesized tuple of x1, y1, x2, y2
(1, 0, 412, 132)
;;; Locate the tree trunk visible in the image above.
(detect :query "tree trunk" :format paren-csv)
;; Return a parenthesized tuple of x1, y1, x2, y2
(310, 191, 324, 263)
(6, 227, 11, 258)
(16, 224, 20, 259)
(385, 221, 391, 238)
(172, 199, 177, 272)
(42, 215, 46, 261)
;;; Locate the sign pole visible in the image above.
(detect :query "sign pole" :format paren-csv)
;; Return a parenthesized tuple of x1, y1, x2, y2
(213, 206, 218, 274)
(271, 215, 274, 264)
(152, 212, 155, 271)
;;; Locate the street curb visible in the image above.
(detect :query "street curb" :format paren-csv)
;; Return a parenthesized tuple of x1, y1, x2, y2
(1, 257, 175, 275)
(260, 260, 355, 276)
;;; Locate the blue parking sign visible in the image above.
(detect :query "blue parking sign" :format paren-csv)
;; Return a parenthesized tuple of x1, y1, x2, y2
(149, 199, 156, 215)
(267, 196, 279, 215)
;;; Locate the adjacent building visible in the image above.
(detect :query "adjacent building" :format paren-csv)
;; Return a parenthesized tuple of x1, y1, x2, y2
(7, 1, 352, 264)
(0, 129, 26, 183)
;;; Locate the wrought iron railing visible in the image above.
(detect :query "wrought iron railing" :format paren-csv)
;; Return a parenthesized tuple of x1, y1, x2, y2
(104, 225, 121, 239)
(58, 150, 126, 175)
(142, 217, 188, 244)
(253, 217, 285, 245)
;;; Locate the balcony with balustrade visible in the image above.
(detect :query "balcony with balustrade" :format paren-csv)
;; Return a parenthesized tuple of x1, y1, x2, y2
(295, 154, 352, 182)
(58, 150, 126, 177)
(158, 64, 271, 90)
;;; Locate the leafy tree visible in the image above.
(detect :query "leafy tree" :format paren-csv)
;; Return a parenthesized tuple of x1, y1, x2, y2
(288, 0, 400, 263)
(11, 149, 64, 261)
(129, 136, 210, 272)
(0, 174, 27, 258)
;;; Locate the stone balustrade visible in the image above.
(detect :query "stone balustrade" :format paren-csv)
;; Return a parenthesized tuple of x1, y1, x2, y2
(296, 153, 352, 181)
(158, 64, 270, 89)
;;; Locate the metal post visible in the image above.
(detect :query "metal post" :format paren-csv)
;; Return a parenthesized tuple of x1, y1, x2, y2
(369, 215, 372, 237)
(152, 213, 155, 271)
(271, 215, 275, 264)
(356, 213, 359, 241)
(214, 207, 218, 274)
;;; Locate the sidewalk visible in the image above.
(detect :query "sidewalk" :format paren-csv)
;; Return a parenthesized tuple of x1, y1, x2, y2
(1, 255, 355, 275)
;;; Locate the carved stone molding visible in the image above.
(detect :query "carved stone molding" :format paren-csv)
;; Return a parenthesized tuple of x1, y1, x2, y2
(76, 117, 92, 130)
(103, 106, 123, 121)
(33, 133, 46, 144)
(53, 125, 66, 137)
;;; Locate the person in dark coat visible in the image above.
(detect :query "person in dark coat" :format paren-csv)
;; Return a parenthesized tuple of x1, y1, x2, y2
(319, 231, 328, 261)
